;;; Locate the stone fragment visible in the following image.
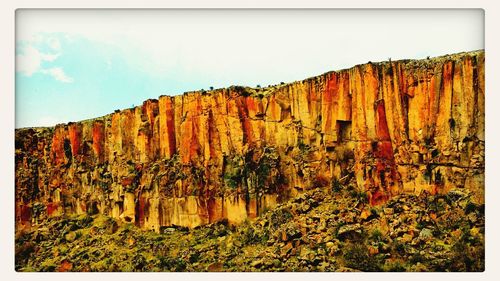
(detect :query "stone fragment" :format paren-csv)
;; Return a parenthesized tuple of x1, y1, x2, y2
(337, 224, 363, 241)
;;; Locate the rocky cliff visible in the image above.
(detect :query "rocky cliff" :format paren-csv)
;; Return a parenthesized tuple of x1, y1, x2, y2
(15, 50, 485, 231)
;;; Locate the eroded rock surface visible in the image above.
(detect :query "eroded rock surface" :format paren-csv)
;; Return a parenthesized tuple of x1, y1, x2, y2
(15, 50, 485, 231)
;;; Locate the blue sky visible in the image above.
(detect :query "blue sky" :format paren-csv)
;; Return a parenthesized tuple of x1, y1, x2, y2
(15, 10, 484, 128)
(16, 33, 193, 127)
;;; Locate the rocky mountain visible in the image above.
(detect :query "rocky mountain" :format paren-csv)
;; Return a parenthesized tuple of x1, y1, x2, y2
(15, 50, 485, 235)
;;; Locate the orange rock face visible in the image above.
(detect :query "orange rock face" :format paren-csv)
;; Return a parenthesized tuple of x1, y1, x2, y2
(92, 120, 105, 163)
(15, 51, 485, 230)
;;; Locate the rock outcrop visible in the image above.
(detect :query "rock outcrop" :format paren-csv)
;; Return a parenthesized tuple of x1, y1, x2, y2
(15, 50, 485, 231)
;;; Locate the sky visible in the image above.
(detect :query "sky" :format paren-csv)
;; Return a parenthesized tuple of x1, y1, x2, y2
(15, 9, 484, 128)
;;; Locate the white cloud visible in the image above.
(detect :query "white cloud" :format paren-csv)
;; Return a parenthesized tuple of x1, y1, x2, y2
(16, 44, 73, 83)
(40, 67, 74, 83)
(40, 52, 59, 62)
(16, 45, 59, 76)
(47, 37, 61, 51)
(15, 10, 484, 88)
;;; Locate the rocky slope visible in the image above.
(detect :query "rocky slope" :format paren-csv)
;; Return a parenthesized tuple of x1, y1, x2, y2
(15, 50, 485, 232)
(15, 184, 484, 272)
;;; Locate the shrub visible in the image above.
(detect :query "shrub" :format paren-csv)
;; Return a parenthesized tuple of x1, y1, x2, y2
(342, 243, 382, 272)
(369, 228, 383, 242)
(331, 176, 343, 192)
(349, 189, 368, 203)
(158, 256, 187, 271)
(448, 229, 485, 271)
(384, 260, 406, 272)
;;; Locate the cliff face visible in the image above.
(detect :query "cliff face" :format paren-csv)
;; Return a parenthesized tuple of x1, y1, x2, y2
(15, 50, 485, 231)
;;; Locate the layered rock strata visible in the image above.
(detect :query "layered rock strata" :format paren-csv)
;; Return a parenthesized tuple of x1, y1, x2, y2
(15, 50, 485, 231)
